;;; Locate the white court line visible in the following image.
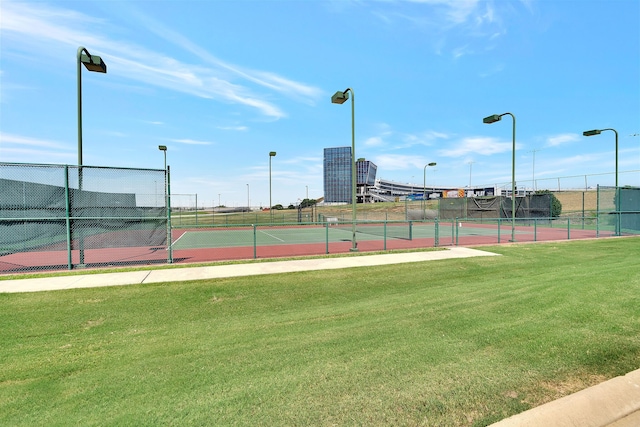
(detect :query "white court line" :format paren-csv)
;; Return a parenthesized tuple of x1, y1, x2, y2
(171, 231, 187, 246)
(258, 229, 285, 242)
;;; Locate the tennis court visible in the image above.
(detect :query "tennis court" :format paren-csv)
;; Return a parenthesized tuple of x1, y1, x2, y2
(0, 220, 607, 273)
(167, 219, 606, 264)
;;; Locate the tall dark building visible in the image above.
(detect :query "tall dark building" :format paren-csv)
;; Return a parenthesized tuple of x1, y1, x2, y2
(324, 147, 378, 203)
(323, 147, 352, 203)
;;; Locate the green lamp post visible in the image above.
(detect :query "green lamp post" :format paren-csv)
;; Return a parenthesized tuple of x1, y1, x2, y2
(158, 145, 172, 262)
(423, 162, 437, 215)
(583, 128, 619, 235)
(77, 46, 107, 166)
(331, 88, 358, 252)
(269, 151, 276, 220)
(76, 46, 107, 267)
(483, 112, 517, 242)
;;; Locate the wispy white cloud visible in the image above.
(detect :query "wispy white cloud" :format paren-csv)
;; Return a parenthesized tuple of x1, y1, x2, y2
(0, 132, 75, 162)
(545, 133, 579, 147)
(126, 7, 323, 104)
(373, 153, 428, 171)
(0, 1, 320, 120)
(0, 132, 70, 150)
(217, 125, 249, 132)
(367, 0, 531, 60)
(364, 136, 386, 147)
(438, 136, 513, 157)
(363, 124, 449, 150)
(171, 138, 213, 146)
(406, 0, 480, 25)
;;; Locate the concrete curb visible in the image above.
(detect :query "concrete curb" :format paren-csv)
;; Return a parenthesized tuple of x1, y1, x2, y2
(490, 369, 640, 427)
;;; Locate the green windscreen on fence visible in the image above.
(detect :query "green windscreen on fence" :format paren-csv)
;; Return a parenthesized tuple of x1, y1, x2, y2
(438, 193, 553, 220)
(598, 185, 640, 235)
(0, 163, 168, 272)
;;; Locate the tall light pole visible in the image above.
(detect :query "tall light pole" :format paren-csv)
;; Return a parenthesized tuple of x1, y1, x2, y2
(331, 87, 358, 251)
(583, 128, 618, 188)
(158, 145, 167, 170)
(484, 112, 516, 242)
(269, 151, 276, 220)
(423, 162, 437, 214)
(529, 149, 540, 191)
(76, 46, 107, 267)
(468, 161, 475, 189)
(247, 183, 250, 211)
(583, 128, 619, 235)
(158, 145, 171, 262)
(78, 46, 107, 166)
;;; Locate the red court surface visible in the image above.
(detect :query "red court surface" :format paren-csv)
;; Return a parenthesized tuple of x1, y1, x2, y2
(0, 224, 613, 274)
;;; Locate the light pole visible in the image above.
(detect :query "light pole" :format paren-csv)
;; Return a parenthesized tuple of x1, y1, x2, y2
(423, 162, 437, 215)
(247, 183, 250, 211)
(583, 128, 619, 235)
(158, 145, 171, 262)
(331, 87, 358, 251)
(583, 128, 618, 188)
(158, 145, 167, 170)
(484, 112, 516, 242)
(78, 46, 107, 166)
(529, 149, 540, 191)
(269, 151, 276, 220)
(76, 46, 107, 267)
(468, 161, 475, 190)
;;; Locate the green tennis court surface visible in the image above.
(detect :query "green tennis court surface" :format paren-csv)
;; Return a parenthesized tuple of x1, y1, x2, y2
(171, 223, 507, 250)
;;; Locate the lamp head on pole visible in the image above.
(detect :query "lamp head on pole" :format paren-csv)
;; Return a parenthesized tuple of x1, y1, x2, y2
(428, 162, 437, 167)
(80, 54, 107, 73)
(331, 90, 349, 104)
(269, 151, 276, 157)
(158, 145, 167, 152)
(583, 129, 602, 137)
(483, 114, 502, 124)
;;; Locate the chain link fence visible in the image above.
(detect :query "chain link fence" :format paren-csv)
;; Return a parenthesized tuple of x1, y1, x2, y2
(0, 163, 168, 273)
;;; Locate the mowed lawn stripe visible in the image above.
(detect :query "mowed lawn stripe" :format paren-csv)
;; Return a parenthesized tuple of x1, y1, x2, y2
(0, 238, 638, 426)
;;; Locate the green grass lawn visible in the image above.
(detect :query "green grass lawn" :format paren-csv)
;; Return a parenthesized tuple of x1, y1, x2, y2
(1, 238, 639, 426)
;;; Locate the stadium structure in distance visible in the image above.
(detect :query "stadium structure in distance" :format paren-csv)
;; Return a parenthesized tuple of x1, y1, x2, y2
(323, 146, 505, 205)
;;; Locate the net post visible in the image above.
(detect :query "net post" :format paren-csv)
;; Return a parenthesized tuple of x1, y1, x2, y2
(596, 184, 600, 238)
(253, 223, 257, 259)
(64, 165, 73, 270)
(455, 217, 459, 246)
(325, 221, 329, 254)
(383, 220, 387, 251)
(167, 165, 173, 263)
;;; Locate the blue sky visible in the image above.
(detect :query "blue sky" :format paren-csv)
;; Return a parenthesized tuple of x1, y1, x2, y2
(1, 0, 639, 208)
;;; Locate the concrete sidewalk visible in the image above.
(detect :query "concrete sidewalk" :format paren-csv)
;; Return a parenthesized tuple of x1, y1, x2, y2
(0, 247, 496, 293)
(490, 369, 640, 427)
(2, 246, 638, 426)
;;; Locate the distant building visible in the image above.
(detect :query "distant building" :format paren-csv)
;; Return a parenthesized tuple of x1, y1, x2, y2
(323, 147, 379, 204)
(323, 146, 497, 204)
(323, 147, 352, 203)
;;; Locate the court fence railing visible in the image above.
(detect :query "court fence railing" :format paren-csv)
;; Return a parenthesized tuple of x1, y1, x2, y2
(0, 162, 169, 273)
(167, 213, 637, 263)
(2, 162, 638, 273)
